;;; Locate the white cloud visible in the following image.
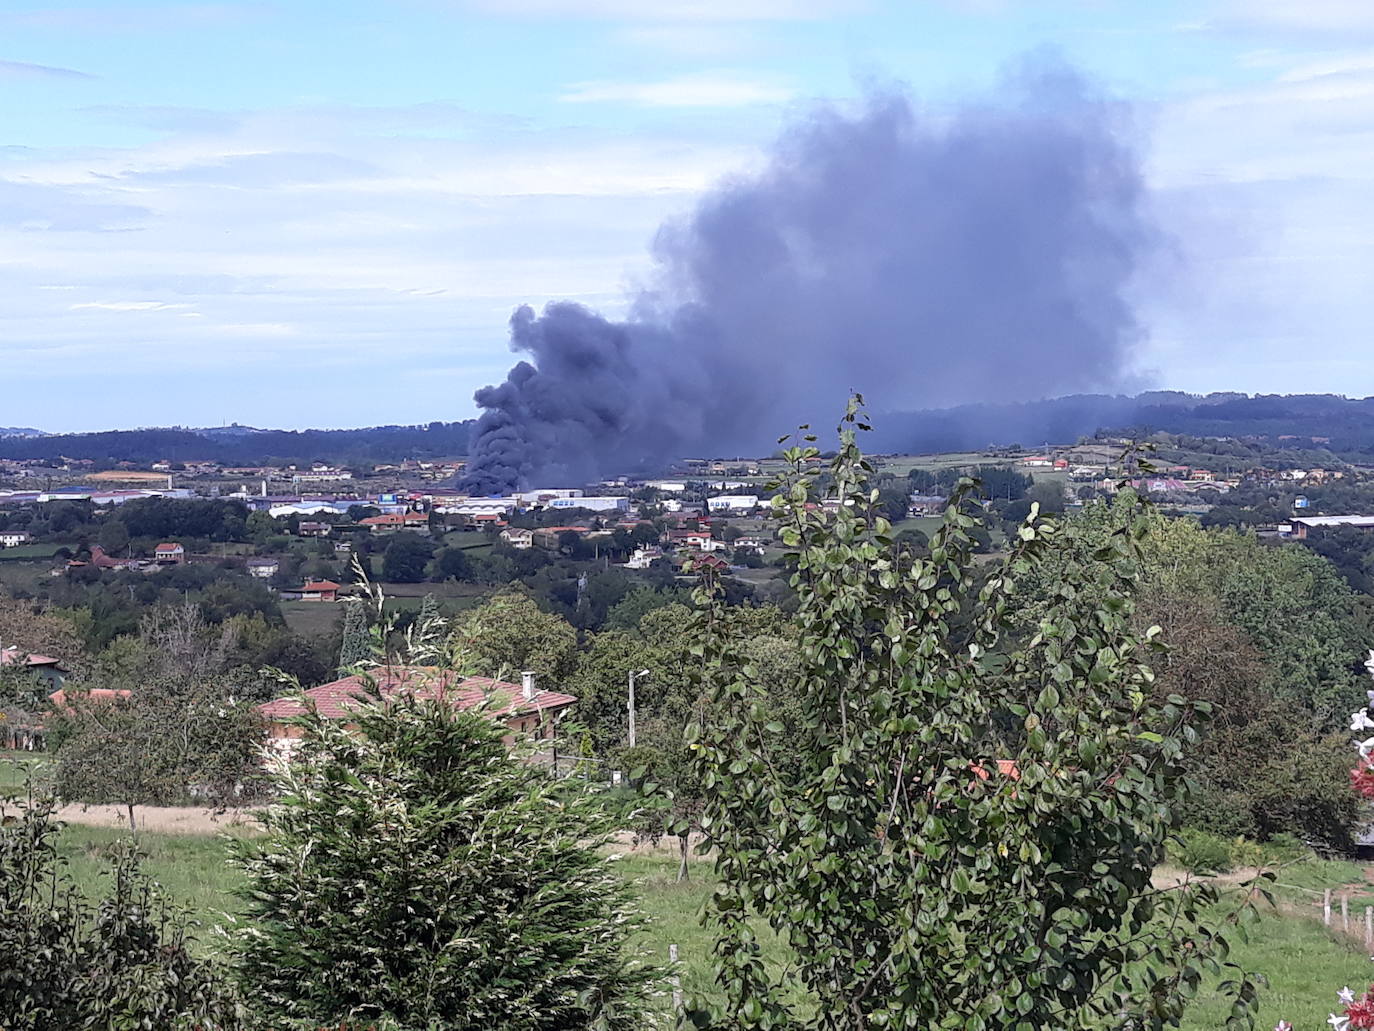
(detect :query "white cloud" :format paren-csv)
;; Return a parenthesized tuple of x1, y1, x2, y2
(560, 72, 793, 107)
(68, 300, 191, 312)
(1209, 0, 1374, 37)
(1140, 47, 1374, 396)
(1278, 50, 1374, 82)
(0, 99, 758, 427)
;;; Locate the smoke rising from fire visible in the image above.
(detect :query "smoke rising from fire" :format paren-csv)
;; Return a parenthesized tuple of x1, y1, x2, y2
(460, 58, 1151, 494)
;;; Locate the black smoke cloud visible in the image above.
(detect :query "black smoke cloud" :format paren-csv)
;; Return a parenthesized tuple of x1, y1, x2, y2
(460, 57, 1152, 495)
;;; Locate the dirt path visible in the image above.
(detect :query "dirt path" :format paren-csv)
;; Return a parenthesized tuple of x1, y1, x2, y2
(53, 803, 260, 835)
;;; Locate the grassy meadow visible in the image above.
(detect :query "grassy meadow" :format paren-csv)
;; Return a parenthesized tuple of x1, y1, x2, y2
(23, 813, 1373, 1029)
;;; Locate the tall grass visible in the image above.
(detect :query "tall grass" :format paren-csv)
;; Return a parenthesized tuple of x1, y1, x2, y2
(39, 824, 1374, 1028)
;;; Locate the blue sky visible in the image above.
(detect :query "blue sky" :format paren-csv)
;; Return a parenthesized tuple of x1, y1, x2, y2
(3, 0, 1373, 430)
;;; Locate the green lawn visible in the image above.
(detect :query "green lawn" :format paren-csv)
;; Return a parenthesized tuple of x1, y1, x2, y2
(0, 750, 47, 799)
(278, 599, 341, 639)
(57, 824, 251, 947)
(37, 822, 1374, 1027)
(0, 542, 62, 561)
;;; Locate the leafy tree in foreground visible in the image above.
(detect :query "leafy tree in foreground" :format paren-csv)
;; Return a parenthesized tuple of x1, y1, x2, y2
(0, 783, 241, 1029)
(683, 399, 1265, 1031)
(230, 691, 657, 1030)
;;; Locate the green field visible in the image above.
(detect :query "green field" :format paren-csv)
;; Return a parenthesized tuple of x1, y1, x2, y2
(0, 750, 44, 799)
(281, 581, 494, 636)
(0, 542, 62, 561)
(28, 816, 1374, 1028)
(0, 558, 56, 595)
(278, 599, 342, 638)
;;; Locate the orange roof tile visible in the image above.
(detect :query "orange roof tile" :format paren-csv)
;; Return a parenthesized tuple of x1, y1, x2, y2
(257, 667, 576, 722)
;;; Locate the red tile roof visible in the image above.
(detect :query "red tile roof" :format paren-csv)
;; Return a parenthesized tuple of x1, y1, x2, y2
(154, 543, 182, 552)
(1, 648, 63, 669)
(301, 580, 341, 591)
(49, 687, 131, 709)
(360, 513, 405, 526)
(257, 667, 577, 722)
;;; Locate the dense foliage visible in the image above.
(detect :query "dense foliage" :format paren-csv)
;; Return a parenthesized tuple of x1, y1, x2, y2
(0, 787, 240, 1029)
(231, 690, 657, 1030)
(682, 400, 1265, 1030)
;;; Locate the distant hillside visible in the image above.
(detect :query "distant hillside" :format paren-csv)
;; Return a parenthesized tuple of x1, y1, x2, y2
(0, 422, 473, 467)
(872, 393, 1374, 456)
(0, 427, 46, 438)
(9, 393, 1374, 469)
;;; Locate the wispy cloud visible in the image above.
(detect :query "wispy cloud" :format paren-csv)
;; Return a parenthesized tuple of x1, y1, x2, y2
(1207, 0, 1374, 37)
(1277, 50, 1374, 82)
(69, 301, 191, 312)
(0, 4, 265, 33)
(0, 58, 92, 80)
(560, 73, 793, 107)
(457, 0, 862, 21)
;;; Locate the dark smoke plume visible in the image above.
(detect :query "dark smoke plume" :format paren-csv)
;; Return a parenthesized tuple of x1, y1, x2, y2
(460, 57, 1151, 494)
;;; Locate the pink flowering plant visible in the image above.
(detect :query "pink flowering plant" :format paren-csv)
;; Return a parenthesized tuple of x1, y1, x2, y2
(1276, 653, 1374, 1031)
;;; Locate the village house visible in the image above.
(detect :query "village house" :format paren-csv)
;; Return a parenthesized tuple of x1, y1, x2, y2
(82, 545, 138, 571)
(0, 531, 31, 548)
(358, 513, 407, 534)
(153, 542, 185, 565)
(681, 551, 730, 574)
(297, 521, 332, 538)
(257, 668, 576, 759)
(532, 525, 590, 551)
(500, 527, 534, 549)
(246, 557, 280, 579)
(733, 534, 771, 550)
(907, 494, 947, 517)
(298, 579, 342, 602)
(624, 546, 664, 569)
(664, 528, 724, 552)
(0, 648, 68, 691)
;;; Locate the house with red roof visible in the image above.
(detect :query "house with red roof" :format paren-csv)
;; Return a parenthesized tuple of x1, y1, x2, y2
(358, 513, 406, 533)
(257, 667, 576, 755)
(0, 647, 68, 690)
(85, 545, 137, 571)
(153, 542, 185, 564)
(681, 551, 730, 574)
(299, 580, 341, 602)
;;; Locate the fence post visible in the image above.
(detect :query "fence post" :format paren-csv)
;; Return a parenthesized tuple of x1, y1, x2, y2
(669, 943, 682, 1013)
(1325, 888, 1332, 926)
(1365, 906, 1372, 949)
(1343, 894, 1351, 932)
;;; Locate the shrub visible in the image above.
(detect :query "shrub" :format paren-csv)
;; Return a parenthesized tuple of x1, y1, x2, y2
(230, 690, 657, 1030)
(1172, 828, 1234, 874)
(0, 788, 240, 1028)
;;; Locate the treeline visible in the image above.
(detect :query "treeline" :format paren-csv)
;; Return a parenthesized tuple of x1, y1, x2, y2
(0, 420, 474, 466)
(874, 391, 1374, 455)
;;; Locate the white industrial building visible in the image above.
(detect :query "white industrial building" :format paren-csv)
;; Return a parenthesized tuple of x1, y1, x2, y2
(436, 497, 518, 517)
(516, 488, 583, 505)
(707, 494, 760, 514)
(549, 496, 629, 514)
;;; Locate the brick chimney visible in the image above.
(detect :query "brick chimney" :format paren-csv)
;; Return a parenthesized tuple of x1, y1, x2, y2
(521, 671, 536, 701)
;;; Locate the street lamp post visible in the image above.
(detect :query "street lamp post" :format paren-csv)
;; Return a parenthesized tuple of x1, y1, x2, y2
(628, 668, 649, 748)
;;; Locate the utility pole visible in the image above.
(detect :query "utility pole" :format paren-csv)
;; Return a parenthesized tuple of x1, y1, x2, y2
(628, 668, 649, 748)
